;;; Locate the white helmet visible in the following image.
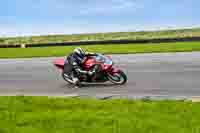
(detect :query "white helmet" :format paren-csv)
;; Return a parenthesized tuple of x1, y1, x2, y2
(73, 47, 86, 62)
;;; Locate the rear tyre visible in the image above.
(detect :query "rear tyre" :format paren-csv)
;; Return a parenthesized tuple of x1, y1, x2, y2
(107, 71, 127, 85)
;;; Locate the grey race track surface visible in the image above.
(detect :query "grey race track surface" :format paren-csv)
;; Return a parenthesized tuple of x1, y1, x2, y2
(0, 52, 200, 98)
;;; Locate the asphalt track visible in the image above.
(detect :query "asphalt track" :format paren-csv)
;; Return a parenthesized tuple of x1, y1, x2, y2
(1, 52, 200, 99)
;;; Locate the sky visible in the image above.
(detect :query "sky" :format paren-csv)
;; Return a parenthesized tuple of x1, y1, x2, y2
(0, 0, 200, 37)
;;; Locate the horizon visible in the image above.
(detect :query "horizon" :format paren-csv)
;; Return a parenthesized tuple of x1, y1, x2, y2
(1, 0, 200, 37)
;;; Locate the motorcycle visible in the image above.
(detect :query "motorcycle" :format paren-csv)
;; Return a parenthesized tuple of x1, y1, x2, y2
(53, 54, 127, 85)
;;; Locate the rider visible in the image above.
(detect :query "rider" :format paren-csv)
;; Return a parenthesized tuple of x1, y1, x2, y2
(63, 47, 99, 85)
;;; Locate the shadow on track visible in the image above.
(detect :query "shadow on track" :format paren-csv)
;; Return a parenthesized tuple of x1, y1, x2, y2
(60, 82, 122, 89)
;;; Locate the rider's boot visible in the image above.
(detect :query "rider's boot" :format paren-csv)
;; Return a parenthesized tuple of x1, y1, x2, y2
(73, 77, 81, 88)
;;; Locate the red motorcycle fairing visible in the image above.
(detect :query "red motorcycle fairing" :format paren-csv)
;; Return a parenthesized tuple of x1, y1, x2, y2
(83, 56, 112, 71)
(83, 57, 96, 71)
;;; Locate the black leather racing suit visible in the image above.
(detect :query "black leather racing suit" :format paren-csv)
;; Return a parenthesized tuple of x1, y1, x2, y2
(63, 52, 99, 82)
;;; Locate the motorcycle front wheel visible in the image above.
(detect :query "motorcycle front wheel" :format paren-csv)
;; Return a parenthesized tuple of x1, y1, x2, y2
(107, 71, 127, 85)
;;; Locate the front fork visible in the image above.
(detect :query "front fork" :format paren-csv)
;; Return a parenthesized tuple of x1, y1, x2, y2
(108, 67, 121, 75)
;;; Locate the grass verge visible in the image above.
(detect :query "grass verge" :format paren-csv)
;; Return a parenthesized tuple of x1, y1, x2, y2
(1, 42, 200, 58)
(0, 96, 199, 133)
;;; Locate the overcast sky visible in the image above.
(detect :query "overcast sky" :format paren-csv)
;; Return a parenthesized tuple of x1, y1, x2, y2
(0, 0, 200, 37)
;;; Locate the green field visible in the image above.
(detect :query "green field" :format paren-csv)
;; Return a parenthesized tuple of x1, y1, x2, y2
(0, 96, 199, 133)
(0, 28, 200, 45)
(1, 42, 200, 58)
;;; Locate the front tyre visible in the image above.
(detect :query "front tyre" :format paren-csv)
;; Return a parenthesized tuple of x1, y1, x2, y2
(107, 71, 127, 85)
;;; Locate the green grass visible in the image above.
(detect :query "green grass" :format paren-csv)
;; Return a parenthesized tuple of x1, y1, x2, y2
(0, 96, 200, 133)
(1, 28, 200, 45)
(1, 42, 200, 58)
